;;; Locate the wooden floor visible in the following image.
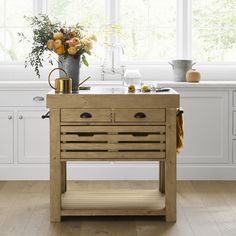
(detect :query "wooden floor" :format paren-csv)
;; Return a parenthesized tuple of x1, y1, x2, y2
(0, 181, 236, 236)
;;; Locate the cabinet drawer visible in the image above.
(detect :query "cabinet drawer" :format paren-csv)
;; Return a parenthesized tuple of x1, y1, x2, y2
(233, 140, 236, 163)
(233, 112, 236, 136)
(0, 90, 47, 107)
(114, 109, 165, 123)
(233, 91, 236, 107)
(61, 109, 112, 123)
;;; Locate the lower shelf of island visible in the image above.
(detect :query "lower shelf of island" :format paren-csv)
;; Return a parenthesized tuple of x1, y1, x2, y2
(61, 189, 165, 216)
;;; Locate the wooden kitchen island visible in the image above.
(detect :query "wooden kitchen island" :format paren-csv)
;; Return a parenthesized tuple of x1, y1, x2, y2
(47, 87, 179, 222)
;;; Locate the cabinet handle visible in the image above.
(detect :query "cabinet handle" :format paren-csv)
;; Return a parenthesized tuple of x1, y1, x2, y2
(33, 96, 44, 102)
(80, 112, 92, 119)
(8, 115, 12, 120)
(19, 115, 23, 120)
(134, 112, 146, 119)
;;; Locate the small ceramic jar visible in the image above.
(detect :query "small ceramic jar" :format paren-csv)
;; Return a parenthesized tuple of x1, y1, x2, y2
(186, 69, 201, 83)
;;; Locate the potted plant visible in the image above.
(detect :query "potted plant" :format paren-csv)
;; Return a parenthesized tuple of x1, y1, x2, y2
(19, 15, 97, 91)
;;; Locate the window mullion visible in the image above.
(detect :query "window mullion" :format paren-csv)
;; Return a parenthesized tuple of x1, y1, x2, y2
(34, 0, 47, 15)
(177, 0, 192, 59)
(108, 0, 119, 68)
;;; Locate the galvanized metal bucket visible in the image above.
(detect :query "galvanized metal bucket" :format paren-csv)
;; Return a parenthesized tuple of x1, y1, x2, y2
(58, 55, 81, 91)
(169, 60, 196, 82)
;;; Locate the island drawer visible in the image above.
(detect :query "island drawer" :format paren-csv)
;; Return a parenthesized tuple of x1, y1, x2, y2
(114, 108, 165, 123)
(61, 109, 112, 123)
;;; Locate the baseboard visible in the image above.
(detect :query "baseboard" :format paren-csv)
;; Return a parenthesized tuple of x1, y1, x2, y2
(1, 163, 236, 180)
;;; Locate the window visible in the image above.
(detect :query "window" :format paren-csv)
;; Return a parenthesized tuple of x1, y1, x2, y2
(192, 0, 236, 62)
(1, 0, 236, 66)
(119, 0, 176, 62)
(0, 0, 34, 62)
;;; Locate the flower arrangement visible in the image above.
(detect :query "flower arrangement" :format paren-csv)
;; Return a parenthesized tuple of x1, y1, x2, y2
(19, 15, 97, 78)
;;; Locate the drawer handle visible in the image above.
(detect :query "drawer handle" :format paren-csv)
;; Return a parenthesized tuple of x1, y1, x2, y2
(134, 112, 146, 119)
(80, 112, 92, 119)
(33, 96, 44, 102)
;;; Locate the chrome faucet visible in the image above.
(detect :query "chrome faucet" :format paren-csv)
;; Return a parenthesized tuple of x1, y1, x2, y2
(101, 44, 125, 81)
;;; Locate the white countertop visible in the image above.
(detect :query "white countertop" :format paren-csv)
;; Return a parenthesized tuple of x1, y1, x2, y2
(0, 80, 236, 89)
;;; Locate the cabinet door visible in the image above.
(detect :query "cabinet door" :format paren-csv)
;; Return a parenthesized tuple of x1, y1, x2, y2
(0, 111, 14, 163)
(18, 110, 49, 163)
(177, 90, 228, 164)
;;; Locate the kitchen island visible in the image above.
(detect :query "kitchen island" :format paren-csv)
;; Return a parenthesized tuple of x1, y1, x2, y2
(47, 87, 179, 222)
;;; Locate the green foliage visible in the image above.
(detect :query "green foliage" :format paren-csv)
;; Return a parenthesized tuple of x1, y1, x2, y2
(18, 15, 92, 78)
(82, 55, 89, 67)
(18, 15, 61, 78)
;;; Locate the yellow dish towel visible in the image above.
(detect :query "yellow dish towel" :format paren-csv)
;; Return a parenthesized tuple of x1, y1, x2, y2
(176, 109, 184, 154)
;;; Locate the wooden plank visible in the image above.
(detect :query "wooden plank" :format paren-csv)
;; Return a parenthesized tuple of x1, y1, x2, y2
(165, 108, 177, 222)
(61, 122, 166, 126)
(61, 189, 165, 211)
(61, 108, 112, 123)
(61, 209, 166, 216)
(49, 109, 61, 222)
(61, 143, 165, 151)
(114, 108, 165, 123)
(47, 93, 180, 109)
(61, 125, 165, 133)
(61, 151, 165, 160)
(61, 134, 166, 142)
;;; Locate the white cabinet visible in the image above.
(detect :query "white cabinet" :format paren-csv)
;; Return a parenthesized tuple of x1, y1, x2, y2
(177, 90, 229, 164)
(233, 140, 236, 164)
(233, 112, 236, 136)
(0, 87, 50, 167)
(0, 111, 14, 163)
(18, 111, 49, 163)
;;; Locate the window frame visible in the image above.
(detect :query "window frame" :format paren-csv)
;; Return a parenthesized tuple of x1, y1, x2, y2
(0, 0, 236, 81)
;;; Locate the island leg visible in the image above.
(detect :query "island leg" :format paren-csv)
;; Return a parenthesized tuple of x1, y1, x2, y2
(50, 109, 61, 222)
(159, 161, 165, 193)
(61, 162, 66, 193)
(165, 108, 177, 222)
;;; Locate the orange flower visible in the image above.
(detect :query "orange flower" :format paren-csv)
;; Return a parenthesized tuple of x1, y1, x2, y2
(68, 47, 77, 55)
(54, 39, 62, 49)
(47, 39, 54, 50)
(53, 32, 64, 40)
(56, 45, 65, 55)
(66, 37, 80, 47)
(69, 31, 77, 38)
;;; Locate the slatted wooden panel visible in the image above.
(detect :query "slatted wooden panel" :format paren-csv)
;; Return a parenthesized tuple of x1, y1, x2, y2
(60, 125, 166, 160)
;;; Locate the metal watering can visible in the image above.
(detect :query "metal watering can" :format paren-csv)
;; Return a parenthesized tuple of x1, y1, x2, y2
(48, 68, 72, 93)
(169, 60, 196, 82)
